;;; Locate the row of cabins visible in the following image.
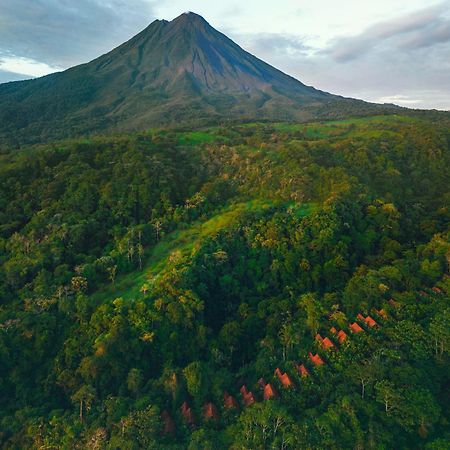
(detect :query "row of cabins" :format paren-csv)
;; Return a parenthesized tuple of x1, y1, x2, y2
(162, 307, 389, 433)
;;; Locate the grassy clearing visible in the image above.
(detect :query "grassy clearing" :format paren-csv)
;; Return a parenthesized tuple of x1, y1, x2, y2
(93, 199, 311, 302)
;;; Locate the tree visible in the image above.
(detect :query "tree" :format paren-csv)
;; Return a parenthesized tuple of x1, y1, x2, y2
(375, 380, 401, 415)
(300, 293, 321, 336)
(127, 368, 143, 397)
(71, 385, 96, 422)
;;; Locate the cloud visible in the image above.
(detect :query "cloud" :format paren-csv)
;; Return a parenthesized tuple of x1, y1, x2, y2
(0, 0, 156, 67)
(0, 56, 62, 77)
(325, 3, 450, 62)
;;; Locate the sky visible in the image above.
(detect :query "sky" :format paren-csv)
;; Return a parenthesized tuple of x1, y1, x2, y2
(0, 0, 449, 110)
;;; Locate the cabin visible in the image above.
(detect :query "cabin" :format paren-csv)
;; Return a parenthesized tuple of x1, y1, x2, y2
(364, 315, 378, 328)
(161, 410, 175, 434)
(322, 337, 335, 350)
(180, 402, 195, 426)
(240, 385, 255, 407)
(432, 287, 442, 294)
(203, 402, 220, 421)
(263, 383, 278, 400)
(349, 322, 364, 333)
(330, 326, 338, 334)
(357, 313, 365, 321)
(309, 352, 325, 367)
(316, 333, 335, 350)
(223, 392, 240, 410)
(275, 368, 293, 387)
(374, 308, 388, 319)
(297, 363, 310, 377)
(388, 298, 399, 308)
(337, 330, 348, 344)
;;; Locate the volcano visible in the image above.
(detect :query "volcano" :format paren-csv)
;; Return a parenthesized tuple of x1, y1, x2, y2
(0, 12, 386, 147)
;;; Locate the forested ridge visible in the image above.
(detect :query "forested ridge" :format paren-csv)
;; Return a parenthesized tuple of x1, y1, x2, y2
(0, 115, 449, 449)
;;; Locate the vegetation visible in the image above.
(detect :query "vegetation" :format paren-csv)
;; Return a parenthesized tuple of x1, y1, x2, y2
(0, 115, 449, 449)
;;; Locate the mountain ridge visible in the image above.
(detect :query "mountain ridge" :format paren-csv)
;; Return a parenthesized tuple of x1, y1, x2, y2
(0, 12, 392, 148)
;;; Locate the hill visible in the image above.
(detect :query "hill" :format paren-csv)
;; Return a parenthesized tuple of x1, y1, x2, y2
(0, 12, 394, 149)
(0, 115, 449, 449)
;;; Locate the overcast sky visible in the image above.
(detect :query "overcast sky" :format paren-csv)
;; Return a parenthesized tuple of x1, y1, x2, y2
(0, 0, 449, 109)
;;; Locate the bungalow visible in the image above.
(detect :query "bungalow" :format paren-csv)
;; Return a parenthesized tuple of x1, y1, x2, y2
(388, 298, 399, 308)
(223, 392, 240, 410)
(297, 363, 310, 377)
(240, 385, 255, 407)
(203, 402, 220, 421)
(161, 410, 175, 434)
(330, 326, 338, 335)
(432, 287, 442, 294)
(337, 330, 348, 344)
(322, 337, 335, 350)
(373, 308, 388, 319)
(180, 402, 195, 426)
(349, 322, 364, 333)
(275, 368, 293, 387)
(257, 378, 266, 389)
(263, 383, 278, 400)
(316, 333, 335, 350)
(309, 352, 325, 367)
(357, 313, 365, 321)
(364, 315, 378, 328)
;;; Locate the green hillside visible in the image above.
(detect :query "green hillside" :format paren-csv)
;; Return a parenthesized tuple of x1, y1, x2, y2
(0, 115, 449, 449)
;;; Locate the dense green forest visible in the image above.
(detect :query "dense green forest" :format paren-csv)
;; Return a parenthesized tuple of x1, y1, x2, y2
(0, 115, 449, 449)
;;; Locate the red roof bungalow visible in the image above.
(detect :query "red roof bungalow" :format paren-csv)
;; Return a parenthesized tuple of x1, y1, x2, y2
(357, 313, 365, 321)
(374, 308, 388, 319)
(263, 383, 278, 400)
(180, 402, 195, 426)
(240, 385, 255, 407)
(297, 364, 310, 377)
(337, 330, 348, 344)
(432, 287, 442, 294)
(309, 352, 325, 367)
(223, 392, 240, 410)
(203, 402, 220, 421)
(275, 368, 293, 387)
(364, 315, 378, 328)
(316, 333, 335, 350)
(349, 322, 364, 333)
(161, 410, 175, 434)
(322, 337, 335, 350)
(388, 298, 399, 308)
(330, 327, 338, 335)
(419, 290, 430, 298)
(257, 378, 266, 389)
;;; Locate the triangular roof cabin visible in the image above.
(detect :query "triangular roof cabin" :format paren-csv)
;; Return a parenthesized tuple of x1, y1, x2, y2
(161, 410, 175, 434)
(263, 383, 278, 400)
(180, 402, 195, 426)
(309, 352, 325, 367)
(364, 315, 377, 328)
(357, 313, 365, 321)
(203, 402, 220, 421)
(240, 385, 255, 407)
(297, 363, 310, 377)
(275, 368, 293, 387)
(337, 330, 348, 344)
(322, 337, 335, 350)
(223, 392, 240, 410)
(388, 298, 399, 307)
(349, 322, 364, 333)
(330, 327, 338, 335)
(374, 308, 388, 319)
